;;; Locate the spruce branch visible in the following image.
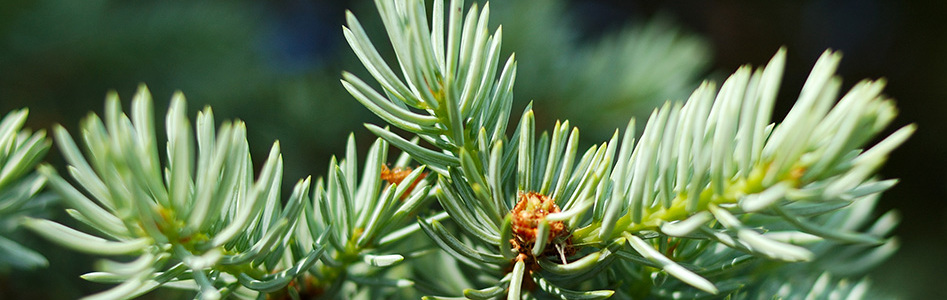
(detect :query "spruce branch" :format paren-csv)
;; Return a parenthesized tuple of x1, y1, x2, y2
(583, 49, 911, 295)
(342, 0, 912, 298)
(0, 109, 51, 270)
(27, 85, 322, 299)
(343, 0, 516, 174)
(293, 134, 436, 298)
(343, 0, 617, 297)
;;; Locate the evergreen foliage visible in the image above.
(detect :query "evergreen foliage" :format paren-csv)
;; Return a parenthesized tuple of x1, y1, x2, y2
(0, 110, 51, 271)
(5, 0, 912, 299)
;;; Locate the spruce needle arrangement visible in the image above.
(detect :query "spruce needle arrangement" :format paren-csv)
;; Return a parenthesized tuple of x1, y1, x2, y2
(5, 0, 912, 299)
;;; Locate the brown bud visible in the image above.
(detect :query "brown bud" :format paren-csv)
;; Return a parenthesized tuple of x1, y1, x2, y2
(381, 164, 427, 200)
(510, 192, 574, 262)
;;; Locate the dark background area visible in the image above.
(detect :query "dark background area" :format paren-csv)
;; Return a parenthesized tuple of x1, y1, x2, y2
(1, 0, 944, 298)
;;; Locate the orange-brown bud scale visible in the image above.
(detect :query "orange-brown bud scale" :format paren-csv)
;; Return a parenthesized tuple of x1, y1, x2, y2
(380, 164, 427, 200)
(508, 192, 576, 293)
(510, 192, 575, 264)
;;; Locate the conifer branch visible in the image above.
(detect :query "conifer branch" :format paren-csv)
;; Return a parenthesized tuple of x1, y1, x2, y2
(295, 134, 436, 298)
(343, 0, 912, 298)
(27, 86, 320, 299)
(2, 0, 911, 299)
(0, 109, 51, 270)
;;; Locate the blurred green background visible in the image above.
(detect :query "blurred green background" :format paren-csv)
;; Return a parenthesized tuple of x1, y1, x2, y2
(1, 0, 944, 298)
